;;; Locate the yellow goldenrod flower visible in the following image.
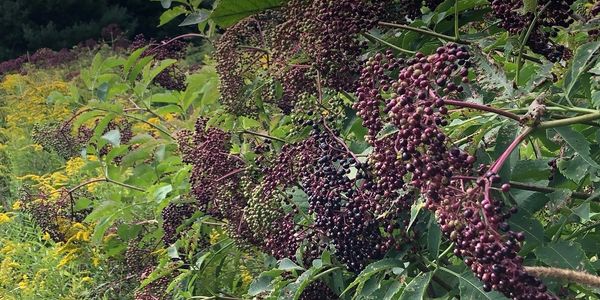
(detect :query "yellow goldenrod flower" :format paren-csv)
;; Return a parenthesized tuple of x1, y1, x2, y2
(11, 201, 22, 210)
(0, 213, 11, 224)
(209, 229, 222, 245)
(65, 157, 86, 177)
(41, 232, 51, 241)
(240, 266, 253, 285)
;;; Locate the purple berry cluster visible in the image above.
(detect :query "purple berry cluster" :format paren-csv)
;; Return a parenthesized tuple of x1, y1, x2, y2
(490, 0, 575, 62)
(130, 34, 188, 90)
(355, 45, 556, 299)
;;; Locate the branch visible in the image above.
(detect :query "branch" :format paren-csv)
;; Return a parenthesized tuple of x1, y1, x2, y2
(361, 33, 415, 55)
(378, 22, 470, 44)
(515, 2, 551, 85)
(240, 130, 287, 143)
(443, 99, 522, 122)
(525, 266, 600, 288)
(538, 113, 600, 129)
(68, 177, 145, 194)
(508, 181, 590, 200)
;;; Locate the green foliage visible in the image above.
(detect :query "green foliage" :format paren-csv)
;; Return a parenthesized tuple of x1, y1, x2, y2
(0, 0, 599, 299)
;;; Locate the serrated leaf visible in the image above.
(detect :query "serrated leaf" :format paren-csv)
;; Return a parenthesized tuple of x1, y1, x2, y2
(399, 272, 432, 300)
(535, 240, 590, 271)
(152, 184, 173, 203)
(557, 155, 589, 184)
(564, 41, 600, 100)
(210, 0, 285, 27)
(179, 10, 210, 26)
(239, 116, 261, 129)
(554, 126, 600, 169)
(510, 159, 551, 183)
(514, 192, 550, 215)
(471, 48, 514, 98)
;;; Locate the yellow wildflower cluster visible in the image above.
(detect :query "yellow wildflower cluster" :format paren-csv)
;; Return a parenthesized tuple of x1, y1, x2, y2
(209, 228, 222, 245)
(240, 265, 253, 286)
(65, 157, 86, 177)
(17, 173, 67, 199)
(133, 113, 177, 136)
(0, 73, 72, 129)
(0, 213, 11, 224)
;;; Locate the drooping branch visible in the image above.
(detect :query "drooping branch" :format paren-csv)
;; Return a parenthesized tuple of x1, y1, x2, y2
(525, 266, 600, 288)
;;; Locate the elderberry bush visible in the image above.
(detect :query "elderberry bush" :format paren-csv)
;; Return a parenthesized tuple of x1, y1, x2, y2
(355, 45, 556, 299)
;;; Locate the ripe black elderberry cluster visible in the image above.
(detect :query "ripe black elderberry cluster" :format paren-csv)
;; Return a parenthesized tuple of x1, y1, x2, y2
(130, 34, 188, 90)
(161, 202, 197, 245)
(355, 45, 556, 299)
(32, 122, 87, 159)
(20, 188, 92, 242)
(490, 0, 575, 62)
(299, 280, 338, 300)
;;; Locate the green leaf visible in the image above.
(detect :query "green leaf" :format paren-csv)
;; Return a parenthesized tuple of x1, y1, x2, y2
(510, 159, 550, 183)
(440, 268, 505, 300)
(509, 213, 545, 254)
(179, 10, 210, 26)
(239, 116, 261, 129)
(279, 258, 304, 271)
(514, 192, 550, 216)
(573, 202, 591, 223)
(210, 0, 285, 27)
(554, 126, 600, 169)
(152, 184, 173, 203)
(557, 155, 590, 184)
(117, 224, 142, 241)
(249, 274, 275, 296)
(471, 47, 514, 99)
(383, 281, 402, 300)
(124, 47, 148, 78)
(493, 123, 519, 179)
(563, 40, 600, 100)
(427, 216, 442, 258)
(399, 272, 432, 300)
(522, 0, 538, 13)
(160, 0, 172, 9)
(148, 92, 179, 104)
(407, 197, 424, 233)
(377, 123, 398, 140)
(102, 129, 121, 147)
(341, 258, 405, 297)
(159, 6, 187, 26)
(534, 240, 590, 270)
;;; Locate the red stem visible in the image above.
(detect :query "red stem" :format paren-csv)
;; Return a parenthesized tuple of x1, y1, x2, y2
(490, 127, 534, 174)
